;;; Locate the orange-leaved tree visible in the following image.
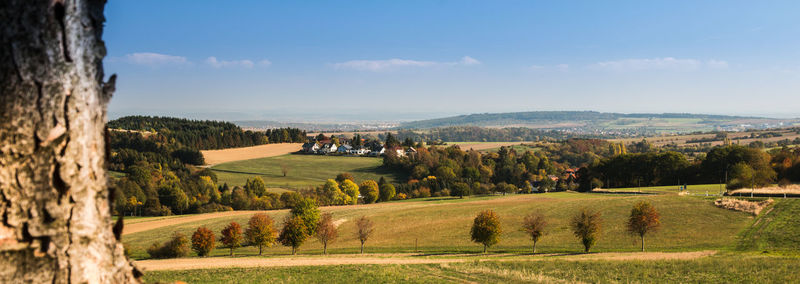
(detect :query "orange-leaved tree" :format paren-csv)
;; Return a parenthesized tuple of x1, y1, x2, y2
(221, 222, 244, 256)
(626, 201, 661, 252)
(191, 227, 216, 257)
(471, 210, 502, 253)
(355, 216, 375, 254)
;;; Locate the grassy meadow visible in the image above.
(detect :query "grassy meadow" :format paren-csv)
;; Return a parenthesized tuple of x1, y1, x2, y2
(144, 255, 800, 283)
(209, 154, 403, 188)
(124, 191, 752, 260)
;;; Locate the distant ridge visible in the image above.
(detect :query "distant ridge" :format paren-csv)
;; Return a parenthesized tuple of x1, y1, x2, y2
(400, 111, 759, 129)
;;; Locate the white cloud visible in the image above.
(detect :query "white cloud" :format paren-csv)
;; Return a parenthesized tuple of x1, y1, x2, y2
(123, 52, 187, 66)
(206, 57, 268, 68)
(460, 56, 481, 66)
(588, 57, 728, 71)
(529, 64, 569, 72)
(333, 56, 480, 71)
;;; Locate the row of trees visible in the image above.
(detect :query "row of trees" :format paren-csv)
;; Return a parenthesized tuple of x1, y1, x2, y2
(582, 144, 796, 190)
(471, 201, 660, 254)
(148, 199, 378, 258)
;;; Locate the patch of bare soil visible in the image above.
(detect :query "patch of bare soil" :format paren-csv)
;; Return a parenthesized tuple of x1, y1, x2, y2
(714, 198, 774, 215)
(201, 143, 303, 166)
(122, 211, 267, 235)
(134, 251, 715, 271)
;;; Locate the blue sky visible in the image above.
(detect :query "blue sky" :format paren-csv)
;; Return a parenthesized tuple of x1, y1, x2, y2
(104, 0, 800, 121)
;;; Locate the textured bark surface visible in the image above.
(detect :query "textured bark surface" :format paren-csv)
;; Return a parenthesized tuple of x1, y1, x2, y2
(0, 0, 139, 282)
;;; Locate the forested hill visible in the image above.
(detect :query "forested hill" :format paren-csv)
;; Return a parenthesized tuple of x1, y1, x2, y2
(108, 116, 305, 150)
(400, 111, 766, 133)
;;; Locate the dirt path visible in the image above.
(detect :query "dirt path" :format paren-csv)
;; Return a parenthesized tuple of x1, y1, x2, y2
(135, 251, 715, 271)
(123, 211, 264, 235)
(201, 143, 303, 166)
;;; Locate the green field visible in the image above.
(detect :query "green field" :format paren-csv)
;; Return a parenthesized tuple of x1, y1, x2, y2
(144, 255, 800, 283)
(209, 154, 404, 188)
(126, 185, 800, 283)
(124, 191, 752, 260)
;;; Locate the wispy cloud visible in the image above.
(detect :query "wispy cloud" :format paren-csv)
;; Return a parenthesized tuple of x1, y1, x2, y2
(333, 56, 481, 71)
(206, 57, 270, 68)
(123, 52, 188, 66)
(588, 57, 728, 71)
(529, 64, 569, 72)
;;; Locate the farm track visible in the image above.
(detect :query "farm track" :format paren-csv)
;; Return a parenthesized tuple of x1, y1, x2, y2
(134, 251, 716, 271)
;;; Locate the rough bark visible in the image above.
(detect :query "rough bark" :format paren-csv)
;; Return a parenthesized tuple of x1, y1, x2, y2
(0, 0, 140, 282)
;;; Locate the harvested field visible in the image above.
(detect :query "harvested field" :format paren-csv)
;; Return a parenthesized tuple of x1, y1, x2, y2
(714, 198, 774, 215)
(729, 185, 800, 196)
(135, 251, 715, 271)
(201, 143, 303, 166)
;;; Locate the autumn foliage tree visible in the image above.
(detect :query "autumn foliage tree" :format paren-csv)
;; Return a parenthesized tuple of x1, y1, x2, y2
(359, 180, 380, 204)
(220, 222, 244, 256)
(570, 208, 602, 253)
(245, 213, 277, 255)
(315, 213, 338, 254)
(355, 216, 375, 254)
(191, 227, 217, 257)
(521, 212, 548, 254)
(626, 201, 661, 252)
(471, 210, 502, 253)
(278, 216, 308, 255)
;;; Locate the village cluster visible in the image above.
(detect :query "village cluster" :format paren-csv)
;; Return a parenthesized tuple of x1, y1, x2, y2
(301, 138, 417, 157)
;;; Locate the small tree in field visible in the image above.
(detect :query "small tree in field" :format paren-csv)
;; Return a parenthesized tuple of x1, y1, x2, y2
(279, 216, 308, 255)
(220, 222, 244, 256)
(316, 213, 338, 254)
(246, 213, 278, 255)
(191, 227, 216, 257)
(471, 210, 502, 253)
(570, 208, 602, 253)
(627, 201, 661, 252)
(521, 212, 548, 254)
(281, 163, 289, 177)
(355, 216, 375, 254)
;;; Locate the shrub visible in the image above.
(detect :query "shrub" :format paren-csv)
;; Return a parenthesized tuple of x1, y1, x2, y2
(245, 213, 277, 255)
(379, 183, 396, 202)
(191, 227, 216, 257)
(220, 222, 244, 256)
(418, 187, 431, 198)
(471, 210, 502, 253)
(440, 188, 451, 197)
(359, 180, 380, 204)
(395, 193, 407, 200)
(451, 182, 471, 198)
(570, 208, 602, 253)
(148, 232, 190, 259)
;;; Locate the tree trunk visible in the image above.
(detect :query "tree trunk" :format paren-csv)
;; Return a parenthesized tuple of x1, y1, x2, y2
(0, 0, 139, 282)
(532, 241, 537, 254)
(258, 245, 262, 256)
(291, 247, 296, 255)
(483, 244, 487, 254)
(641, 236, 645, 252)
(360, 242, 364, 254)
(323, 242, 327, 255)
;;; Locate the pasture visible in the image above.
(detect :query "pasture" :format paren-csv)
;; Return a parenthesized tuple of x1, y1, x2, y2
(209, 154, 402, 188)
(125, 188, 800, 283)
(123, 191, 752, 260)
